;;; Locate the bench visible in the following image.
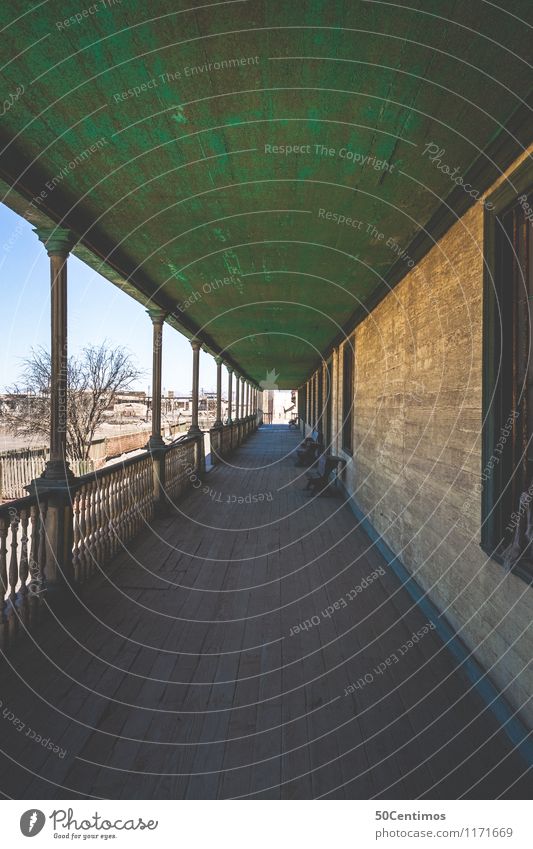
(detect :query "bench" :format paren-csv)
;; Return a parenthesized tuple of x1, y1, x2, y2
(294, 429, 323, 466)
(304, 453, 345, 496)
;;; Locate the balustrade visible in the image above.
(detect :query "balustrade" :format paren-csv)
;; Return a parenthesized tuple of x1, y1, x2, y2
(0, 420, 258, 653)
(72, 453, 154, 583)
(164, 436, 198, 502)
(0, 496, 47, 649)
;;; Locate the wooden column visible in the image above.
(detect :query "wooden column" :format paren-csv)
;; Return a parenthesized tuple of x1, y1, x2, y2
(147, 308, 166, 450)
(214, 356, 223, 428)
(227, 367, 233, 424)
(235, 375, 240, 420)
(189, 338, 202, 435)
(30, 227, 77, 591)
(34, 227, 76, 481)
(240, 377, 245, 420)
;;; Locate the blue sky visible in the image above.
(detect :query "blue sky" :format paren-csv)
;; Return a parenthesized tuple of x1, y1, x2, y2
(0, 203, 218, 394)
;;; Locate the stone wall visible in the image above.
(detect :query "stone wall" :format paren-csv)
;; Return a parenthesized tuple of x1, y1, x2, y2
(330, 147, 533, 729)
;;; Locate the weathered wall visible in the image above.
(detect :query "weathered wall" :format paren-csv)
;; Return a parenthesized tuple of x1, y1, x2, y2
(331, 149, 533, 729)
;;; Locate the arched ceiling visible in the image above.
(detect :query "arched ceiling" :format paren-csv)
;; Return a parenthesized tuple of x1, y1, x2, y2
(0, 0, 531, 387)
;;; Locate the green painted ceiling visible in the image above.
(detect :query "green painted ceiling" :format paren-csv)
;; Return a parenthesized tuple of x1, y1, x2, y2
(0, 0, 531, 387)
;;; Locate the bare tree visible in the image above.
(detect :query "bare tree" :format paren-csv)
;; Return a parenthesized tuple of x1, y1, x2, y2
(4, 343, 142, 461)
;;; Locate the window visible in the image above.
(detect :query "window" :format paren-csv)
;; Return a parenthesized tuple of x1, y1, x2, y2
(342, 338, 355, 453)
(482, 170, 533, 581)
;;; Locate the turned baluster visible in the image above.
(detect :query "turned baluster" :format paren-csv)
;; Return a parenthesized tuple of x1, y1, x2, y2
(18, 507, 30, 628)
(118, 469, 126, 542)
(118, 472, 125, 546)
(99, 479, 107, 566)
(146, 460, 153, 519)
(101, 476, 109, 565)
(94, 480, 102, 568)
(8, 511, 19, 599)
(28, 504, 39, 592)
(8, 511, 19, 641)
(123, 469, 130, 539)
(28, 505, 40, 627)
(115, 473, 123, 549)
(93, 480, 102, 569)
(27, 501, 46, 628)
(107, 475, 114, 560)
(79, 487, 88, 582)
(114, 474, 121, 553)
(88, 482, 97, 577)
(101, 476, 110, 565)
(72, 489, 82, 582)
(164, 453, 170, 500)
(37, 502, 47, 586)
(109, 474, 116, 560)
(145, 462, 150, 517)
(108, 476, 114, 558)
(114, 471, 122, 547)
(0, 517, 8, 649)
(132, 468, 140, 534)
(127, 469, 134, 540)
(140, 464, 147, 524)
(142, 462, 149, 519)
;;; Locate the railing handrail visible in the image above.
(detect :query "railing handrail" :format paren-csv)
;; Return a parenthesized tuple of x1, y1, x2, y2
(167, 432, 200, 446)
(0, 433, 204, 509)
(0, 491, 38, 518)
(73, 433, 202, 487)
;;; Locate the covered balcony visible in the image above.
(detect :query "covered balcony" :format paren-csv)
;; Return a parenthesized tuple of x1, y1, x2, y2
(0, 0, 532, 800)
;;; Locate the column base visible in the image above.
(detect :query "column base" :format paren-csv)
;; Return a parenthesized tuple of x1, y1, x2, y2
(212, 420, 223, 429)
(26, 476, 77, 591)
(146, 434, 166, 451)
(188, 424, 201, 435)
(39, 459, 76, 483)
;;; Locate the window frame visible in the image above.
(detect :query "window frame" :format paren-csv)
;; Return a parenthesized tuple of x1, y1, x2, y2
(481, 158, 533, 583)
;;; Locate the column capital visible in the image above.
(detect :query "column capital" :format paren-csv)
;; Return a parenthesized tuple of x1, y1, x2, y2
(226, 366, 233, 374)
(146, 307, 167, 324)
(214, 356, 223, 366)
(190, 337, 202, 352)
(34, 226, 76, 257)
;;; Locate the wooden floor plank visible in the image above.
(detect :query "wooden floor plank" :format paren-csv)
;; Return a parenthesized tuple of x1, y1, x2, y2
(0, 425, 530, 799)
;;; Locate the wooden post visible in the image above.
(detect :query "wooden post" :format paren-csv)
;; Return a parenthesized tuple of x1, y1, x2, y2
(234, 375, 240, 420)
(189, 339, 202, 435)
(227, 367, 233, 424)
(145, 308, 167, 514)
(34, 227, 76, 481)
(214, 357, 223, 428)
(146, 308, 166, 451)
(29, 227, 78, 594)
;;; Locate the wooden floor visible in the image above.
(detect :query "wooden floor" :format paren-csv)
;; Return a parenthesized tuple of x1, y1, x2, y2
(0, 425, 531, 799)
